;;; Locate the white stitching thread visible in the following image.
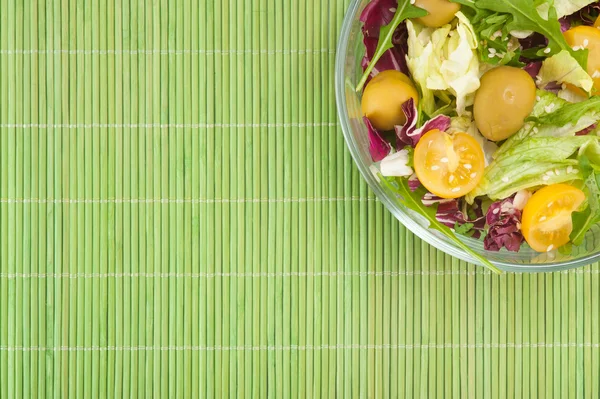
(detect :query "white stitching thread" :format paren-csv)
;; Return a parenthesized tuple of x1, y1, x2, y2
(0, 197, 374, 204)
(0, 271, 489, 279)
(1, 269, 598, 279)
(0, 343, 596, 351)
(0, 49, 336, 55)
(0, 122, 339, 129)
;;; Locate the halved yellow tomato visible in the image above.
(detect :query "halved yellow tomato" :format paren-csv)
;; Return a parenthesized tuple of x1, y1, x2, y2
(564, 26, 600, 93)
(521, 184, 585, 252)
(595, 15, 600, 28)
(414, 129, 485, 199)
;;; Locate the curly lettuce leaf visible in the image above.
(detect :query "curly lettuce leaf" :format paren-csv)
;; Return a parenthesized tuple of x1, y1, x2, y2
(537, 50, 595, 93)
(381, 176, 502, 273)
(496, 90, 600, 158)
(406, 13, 480, 116)
(356, 0, 427, 91)
(467, 136, 599, 202)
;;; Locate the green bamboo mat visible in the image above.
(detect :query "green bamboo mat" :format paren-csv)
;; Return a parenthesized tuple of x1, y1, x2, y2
(0, 0, 600, 398)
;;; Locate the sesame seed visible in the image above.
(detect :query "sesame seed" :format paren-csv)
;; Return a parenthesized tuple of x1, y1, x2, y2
(593, 70, 600, 79)
(544, 47, 551, 54)
(410, 0, 415, 4)
(546, 170, 555, 176)
(470, 173, 477, 178)
(502, 177, 509, 183)
(573, 45, 583, 51)
(488, 48, 497, 54)
(536, 96, 541, 101)
(389, 7, 396, 12)
(488, 53, 495, 58)
(561, 83, 567, 90)
(533, 127, 539, 133)
(431, 165, 440, 171)
(542, 175, 550, 181)
(539, 216, 547, 222)
(583, 39, 589, 47)
(544, 103, 555, 113)
(547, 202, 553, 207)
(464, 164, 472, 169)
(555, 168, 560, 175)
(451, 187, 461, 192)
(493, 208, 500, 215)
(449, 175, 455, 182)
(567, 166, 573, 174)
(547, 244, 554, 252)
(572, 168, 580, 174)
(440, 157, 448, 163)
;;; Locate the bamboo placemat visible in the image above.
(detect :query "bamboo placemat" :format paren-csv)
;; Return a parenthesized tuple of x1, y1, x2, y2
(1, 0, 599, 397)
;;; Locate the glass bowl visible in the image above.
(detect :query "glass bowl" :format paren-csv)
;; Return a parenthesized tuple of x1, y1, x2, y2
(334, 0, 600, 272)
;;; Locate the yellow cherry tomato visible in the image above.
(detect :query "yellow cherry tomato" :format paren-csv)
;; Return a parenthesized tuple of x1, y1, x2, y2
(521, 184, 585, 253)
(414, 129, 485, 199)
(473, 66, 537, 142)
(361, 70, 419, 131)
(594, 15, 600, 28)
(413, 0, 461, 28)
(564, 26, 600, 93)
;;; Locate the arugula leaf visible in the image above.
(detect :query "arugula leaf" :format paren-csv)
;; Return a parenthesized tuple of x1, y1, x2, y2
(381, 176, 502, 274)
(465, 0, 589, 68)
(356, 1, 427, 92)
(454, 222, 475, 235)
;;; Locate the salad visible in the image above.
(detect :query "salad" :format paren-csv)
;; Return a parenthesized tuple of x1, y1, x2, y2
(357, 0, 600, 272)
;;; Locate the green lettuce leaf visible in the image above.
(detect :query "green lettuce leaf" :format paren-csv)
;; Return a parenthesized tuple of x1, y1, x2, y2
(355, 0, 427, 91)
(496, 91, 600, 159)
(528, 96, 600, 127)
(537, 50, 595, 93)
(381, 176, 502, 274)
(466, 136, 600, 202)
(570, 151, 600, 245)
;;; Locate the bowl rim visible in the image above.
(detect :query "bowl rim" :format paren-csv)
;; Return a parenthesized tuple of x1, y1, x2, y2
(334, 0, 600, 272)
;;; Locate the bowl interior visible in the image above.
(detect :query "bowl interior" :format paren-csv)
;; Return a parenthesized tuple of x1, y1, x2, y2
(335, 0, 600, 272)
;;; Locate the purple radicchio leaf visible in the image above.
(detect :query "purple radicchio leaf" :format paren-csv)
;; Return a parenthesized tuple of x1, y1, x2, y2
(483, 197, 524, 252)
(577, 124, 597, 136)
(421, 195, 486, 238)
(394, 99, 451, 148)
(408, 173, 421, 192)
(523, 61, 542, 79)
(364, 116, 391, 162)
(360, 0, 397, 39)
(559, 17, 571, 32)
(360, 1, 410, 82)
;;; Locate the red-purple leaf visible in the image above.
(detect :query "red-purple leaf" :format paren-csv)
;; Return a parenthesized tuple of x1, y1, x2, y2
(395, 99, 451, 148)
(484, 197, 524, 252)
(364, 116, 392, 162)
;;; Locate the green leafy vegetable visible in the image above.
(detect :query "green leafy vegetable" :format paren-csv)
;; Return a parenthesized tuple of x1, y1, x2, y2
(570, 154, 600, 245)
(381, 176, 502, 274)
(355, 1, 427, 92)
(459, 0, 589, 68)
(467, 136, 599, 202)
(554, 0, 599, 18)
(527, 96, 600, 126)
(405, 13, 481, 115)
(537, 50, 595, 94)
(454, 222, 475, 235)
